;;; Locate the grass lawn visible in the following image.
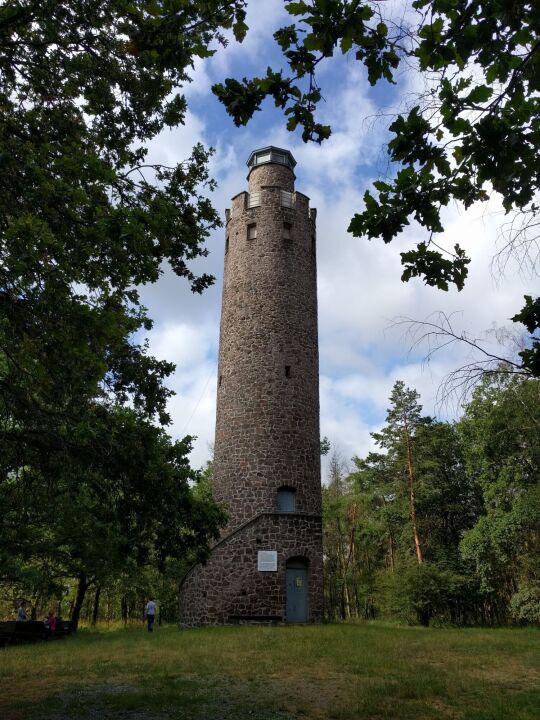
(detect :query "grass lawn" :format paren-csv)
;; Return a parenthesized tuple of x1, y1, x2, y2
(0, 622, 538, 720)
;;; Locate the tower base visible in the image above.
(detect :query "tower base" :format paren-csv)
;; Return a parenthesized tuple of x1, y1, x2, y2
(179, 513, 323, 627)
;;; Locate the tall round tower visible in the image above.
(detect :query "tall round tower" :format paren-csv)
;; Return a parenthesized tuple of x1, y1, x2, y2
(179, 147, 323, 625)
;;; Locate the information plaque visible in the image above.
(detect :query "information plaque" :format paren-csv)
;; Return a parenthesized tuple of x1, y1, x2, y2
(257, 550, 278, 571)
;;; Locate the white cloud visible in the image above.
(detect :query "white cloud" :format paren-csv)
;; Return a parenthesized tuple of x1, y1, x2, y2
(145, 322, 217, 469)
(145, 109, 207, 166)
(209, 0, 290, 75)
(320, 373, 377, 470)
(150, 323, 215, 373)
(137, 12, 533, 476)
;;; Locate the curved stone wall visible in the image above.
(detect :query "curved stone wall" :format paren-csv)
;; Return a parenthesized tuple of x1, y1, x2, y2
(214, 170, 319, 529)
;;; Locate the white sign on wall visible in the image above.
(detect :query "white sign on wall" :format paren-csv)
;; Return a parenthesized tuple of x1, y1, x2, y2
(257, 550, 278, 571)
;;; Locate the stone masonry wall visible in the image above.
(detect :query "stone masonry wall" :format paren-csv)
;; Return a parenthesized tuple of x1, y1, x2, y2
(179, 513, 323, 626)
(248, 163, 295, 192)
(214, 163, 320, 530)
(179, 154, 323, 626)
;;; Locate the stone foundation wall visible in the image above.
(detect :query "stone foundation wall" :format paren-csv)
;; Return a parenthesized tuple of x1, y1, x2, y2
(179, 512, 323, 627)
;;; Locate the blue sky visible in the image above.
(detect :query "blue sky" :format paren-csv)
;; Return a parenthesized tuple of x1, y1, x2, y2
(138, 0, 533, 477)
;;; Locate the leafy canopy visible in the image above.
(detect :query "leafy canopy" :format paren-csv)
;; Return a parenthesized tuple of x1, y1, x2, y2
(0, 1, 248, 595)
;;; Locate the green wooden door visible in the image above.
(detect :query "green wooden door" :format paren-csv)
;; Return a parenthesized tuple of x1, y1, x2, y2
(286, 560, 308, 623)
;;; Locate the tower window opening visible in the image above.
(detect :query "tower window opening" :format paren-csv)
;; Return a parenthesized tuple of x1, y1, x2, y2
(280, 190, 293, 208)
(277, 486, 296, 512)
(256, 152, 271, 165)
(219, 374, 223, 387)
(247, 191, 261, 208)
(312, 235, 316, 257)
(285, 365, 291, 377)
(225, 235, 229, 254)
(283, 223, 292, 241)
(247, 223, 257, 240)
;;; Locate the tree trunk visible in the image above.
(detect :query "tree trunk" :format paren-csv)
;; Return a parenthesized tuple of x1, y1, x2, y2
(121, 595, 128, 625)
(91, 586, 101, 626)
(106, 592, 112, 626)
(71, 574, 89, 632)
(404, 423, 423, 563)
(337, 520, 351, 619)
(326, 556, 339, 621)
(30, 591, 42, 620)
(354, 585, 362, 618)
(388, 531, 396, 572)
(381, 494, 396, 572)
(84, 594, 92, 623)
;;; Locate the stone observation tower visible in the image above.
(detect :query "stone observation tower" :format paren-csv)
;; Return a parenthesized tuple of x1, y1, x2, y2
(179, 147, 323, 625)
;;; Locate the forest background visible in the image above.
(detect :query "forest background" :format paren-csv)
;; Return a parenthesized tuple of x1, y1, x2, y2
(0, 1, 538, 628)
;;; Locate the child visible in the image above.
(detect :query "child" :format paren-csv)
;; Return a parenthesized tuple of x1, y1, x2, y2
(45, 611, 57, 638)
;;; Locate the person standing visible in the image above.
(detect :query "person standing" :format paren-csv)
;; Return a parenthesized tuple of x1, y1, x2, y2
(16, 601, 27, 622)
(45, 611, 57, 639)
(145, 598, 156, 632)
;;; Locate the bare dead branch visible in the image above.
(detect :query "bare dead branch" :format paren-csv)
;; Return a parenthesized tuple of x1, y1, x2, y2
(390, 311, 531, 411)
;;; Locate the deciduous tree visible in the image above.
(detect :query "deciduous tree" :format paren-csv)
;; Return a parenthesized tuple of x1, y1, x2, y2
(0, 0, 246, 618)
(459, 375, 540, 623)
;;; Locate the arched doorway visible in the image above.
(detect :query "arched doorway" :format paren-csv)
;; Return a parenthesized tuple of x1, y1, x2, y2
(286, 557, 308, 623)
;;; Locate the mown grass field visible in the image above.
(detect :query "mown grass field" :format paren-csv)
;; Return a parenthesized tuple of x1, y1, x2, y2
(0, 623, 538, 720)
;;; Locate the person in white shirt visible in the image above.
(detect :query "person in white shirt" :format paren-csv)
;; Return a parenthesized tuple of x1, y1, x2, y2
(145, 598, 156, 632)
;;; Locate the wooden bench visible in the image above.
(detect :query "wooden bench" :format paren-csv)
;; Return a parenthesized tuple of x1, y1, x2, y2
(0, 619, 74, 647)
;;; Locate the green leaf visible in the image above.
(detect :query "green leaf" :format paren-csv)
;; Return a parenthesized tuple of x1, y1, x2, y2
(511, 295, 540, 334)
(304, 34, 324, 52)
(285, 1, 309, 15)
(466, 85, 493, 105)
(340, 34, 353, 53)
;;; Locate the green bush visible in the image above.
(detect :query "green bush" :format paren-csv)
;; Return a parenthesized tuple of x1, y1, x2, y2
(381, 561, 473, 626)
(510, 586, 540, 624)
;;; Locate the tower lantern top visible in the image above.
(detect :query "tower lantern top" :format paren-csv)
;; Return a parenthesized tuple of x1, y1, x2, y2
(247, 146, 296, 176)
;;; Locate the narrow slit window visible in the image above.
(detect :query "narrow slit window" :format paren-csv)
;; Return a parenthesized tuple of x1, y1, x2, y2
(247, 223, 257, 240)
(311, 235, 316, 256)
(225, 236, 229, 254)
(285, 365, 291, 377)
(283, 223, 292, 241)
(219, 374, 222, 387)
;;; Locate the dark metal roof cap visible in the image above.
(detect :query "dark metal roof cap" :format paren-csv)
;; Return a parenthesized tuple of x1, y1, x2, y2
(247, 146, 296, 171)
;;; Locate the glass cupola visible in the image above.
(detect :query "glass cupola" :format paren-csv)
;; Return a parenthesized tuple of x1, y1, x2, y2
(247, 146, 296, 173)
